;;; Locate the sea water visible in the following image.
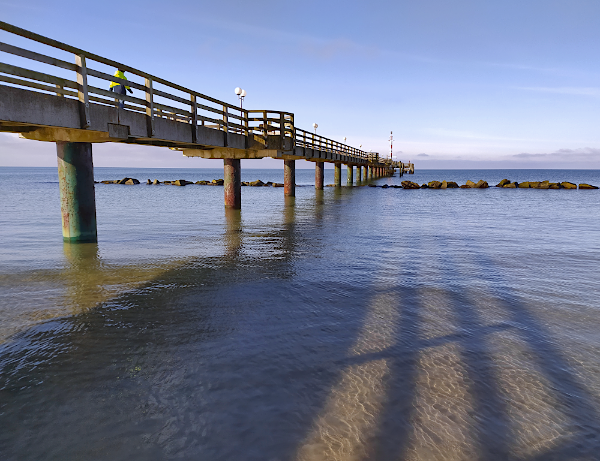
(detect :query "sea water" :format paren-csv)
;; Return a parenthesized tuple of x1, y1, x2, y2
(1, 167, 600, 460)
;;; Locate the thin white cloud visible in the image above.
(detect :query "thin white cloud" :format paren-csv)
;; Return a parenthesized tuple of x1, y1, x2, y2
(516, 87, 600, 97)
(512, 147, 600, 160)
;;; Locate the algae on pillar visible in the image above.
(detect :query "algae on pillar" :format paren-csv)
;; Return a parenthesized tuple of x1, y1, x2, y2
(347, 165, 353, 186)
(56, 141, 97, 243)
(315, 162, 324, 190)
(284, 159, 295, 197)
(224, 158, 241, 209)
(334, 163, 342, 187)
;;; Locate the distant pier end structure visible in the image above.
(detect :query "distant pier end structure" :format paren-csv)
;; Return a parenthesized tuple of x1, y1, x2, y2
(0, 22, 402, 243)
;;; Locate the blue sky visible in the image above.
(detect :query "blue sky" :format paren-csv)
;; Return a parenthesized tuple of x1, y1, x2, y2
(2, 0, 600, 168)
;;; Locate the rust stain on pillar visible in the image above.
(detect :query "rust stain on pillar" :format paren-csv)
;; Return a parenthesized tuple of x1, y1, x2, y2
(356, 164, 362, 182)
(224, 158, 241, 209)
(315, 162, 324, 190)
(347, 165, 353, 186)
(56, 141, 97, 243)
(334, 163, 342, 187)
(284, 159, 295, 197)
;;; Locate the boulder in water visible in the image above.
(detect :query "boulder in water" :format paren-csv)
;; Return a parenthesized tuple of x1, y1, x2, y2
(535, 180, 550, 189)
(447, 181, 459, 188)
(503, 182, 517, 188)
(561, 182, 577, 189)
(579, 183, 599, 189)
(428, 180, 442, 189)
(401, 180, 420, 189)
(474, 180, 489, 188)
(496, 179, 510, 187)
(124, 178, 140, 185)
(249, 180, 264, 187)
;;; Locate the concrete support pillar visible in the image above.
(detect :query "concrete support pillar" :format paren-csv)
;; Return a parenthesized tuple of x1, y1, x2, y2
(356, 164, 362, 182)
(363, 166, 368, 180)
(370, 166, 374, 179)
(224, 158, 241, 209)
(334, 163, 342, 187)
(56, 142, 97, 243)
(315, 162, 324, 190)
(284, 159, 295, 197)
(347, 165, 353, 186)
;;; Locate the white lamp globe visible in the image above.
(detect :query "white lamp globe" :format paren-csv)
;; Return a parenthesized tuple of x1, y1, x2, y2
(235, 87, 242, 95)
(240, 89, 246, 97)
(313, 123, 318, 129)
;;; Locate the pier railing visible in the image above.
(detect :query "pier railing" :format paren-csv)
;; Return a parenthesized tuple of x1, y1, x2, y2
(0, 21, 375, 161)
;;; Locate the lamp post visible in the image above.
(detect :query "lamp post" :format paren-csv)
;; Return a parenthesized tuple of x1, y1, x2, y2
(234, 87, 246, 109)
(313, 123, 318, 134)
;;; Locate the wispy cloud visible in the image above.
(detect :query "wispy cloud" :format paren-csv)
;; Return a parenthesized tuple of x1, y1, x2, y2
(513, 147, 600, 161)
(516, 87, 600, 97)
(425, 128, 550, 143)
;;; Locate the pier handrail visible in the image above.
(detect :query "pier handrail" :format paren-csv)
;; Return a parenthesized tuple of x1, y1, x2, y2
(0, 21, 375, 161)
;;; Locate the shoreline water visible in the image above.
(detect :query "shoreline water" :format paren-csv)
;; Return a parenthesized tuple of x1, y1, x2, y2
(2, 167, 600, 459)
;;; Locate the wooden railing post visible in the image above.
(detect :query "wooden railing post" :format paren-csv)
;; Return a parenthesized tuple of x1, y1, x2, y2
(55, 84, 64, 97)
(223, 105, 228, 146)
(262, 111, 268, 142)
(279, 112, 285, 149)
(75, 54, 90, 128)
(244, 109, 249, 137)
(190, 94, 198, 143)
(145, 78, 155, 137)
(223, 105, 228, 133)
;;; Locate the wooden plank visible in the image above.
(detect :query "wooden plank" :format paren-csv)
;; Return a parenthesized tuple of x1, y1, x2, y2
(0, 75, 77, 97)
(153, 100, 191, 117)
(0, 42, 77, 71)
(0, 62, 77, 88)
(152, 87, 192, 106)
(75, 54, 90, 128)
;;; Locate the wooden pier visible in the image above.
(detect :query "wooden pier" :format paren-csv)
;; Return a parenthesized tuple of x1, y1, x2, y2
(0, 21, 405, 242)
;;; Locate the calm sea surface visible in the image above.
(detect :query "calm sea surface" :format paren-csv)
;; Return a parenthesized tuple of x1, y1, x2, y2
(1, 166, 600, 460)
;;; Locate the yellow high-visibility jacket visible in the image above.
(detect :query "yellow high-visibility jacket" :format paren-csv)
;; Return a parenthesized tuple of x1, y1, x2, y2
(109, 70, 131, 90)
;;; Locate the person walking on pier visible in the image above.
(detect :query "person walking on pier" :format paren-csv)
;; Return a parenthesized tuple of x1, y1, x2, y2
(109, 68, 132, 109)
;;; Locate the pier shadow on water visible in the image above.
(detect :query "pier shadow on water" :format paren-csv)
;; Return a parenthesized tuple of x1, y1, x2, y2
(1, 188, 600, 460)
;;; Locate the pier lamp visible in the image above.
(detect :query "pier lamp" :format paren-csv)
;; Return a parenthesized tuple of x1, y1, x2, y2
(313, 123, 318, 134)
(234, 87, 247, 109)
(343, 137, 347, 143)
